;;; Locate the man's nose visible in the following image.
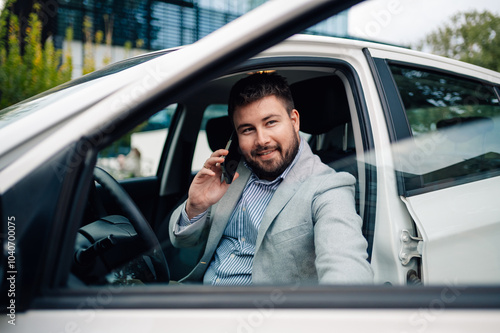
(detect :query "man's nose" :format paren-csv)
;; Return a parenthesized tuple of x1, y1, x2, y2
(255, 128, 270, 146)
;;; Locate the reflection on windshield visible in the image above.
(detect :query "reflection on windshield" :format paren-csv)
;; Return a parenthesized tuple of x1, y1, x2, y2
(387, 64, 500, 193)
(0, 96, 52, 129)
(391, 116, 500, 192)
(0, 50, 171, 129)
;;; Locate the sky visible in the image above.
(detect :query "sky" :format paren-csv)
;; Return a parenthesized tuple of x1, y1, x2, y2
(348, 0, 500, 47)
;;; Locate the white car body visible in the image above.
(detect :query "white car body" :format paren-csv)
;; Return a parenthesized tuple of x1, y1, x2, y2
(1, 0, 499, 332)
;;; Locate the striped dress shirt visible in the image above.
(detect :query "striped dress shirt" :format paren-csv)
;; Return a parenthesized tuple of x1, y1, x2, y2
(178, 140, 303, 285)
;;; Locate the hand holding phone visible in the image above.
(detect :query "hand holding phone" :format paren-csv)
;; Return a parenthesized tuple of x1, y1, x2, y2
(221, 132, 240, 184)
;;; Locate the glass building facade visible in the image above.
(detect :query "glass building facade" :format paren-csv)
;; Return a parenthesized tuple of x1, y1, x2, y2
(55, 0, 349, 50)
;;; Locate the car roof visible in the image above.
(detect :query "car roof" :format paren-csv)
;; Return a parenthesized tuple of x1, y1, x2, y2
(283, 35, 500, 82)
(183, 33, 500, 106)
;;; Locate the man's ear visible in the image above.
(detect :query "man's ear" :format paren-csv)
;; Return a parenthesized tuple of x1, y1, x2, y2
(290, 109, 300, 132)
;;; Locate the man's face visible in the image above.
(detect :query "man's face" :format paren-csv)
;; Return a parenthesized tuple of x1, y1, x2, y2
(232, 95, 300, 180)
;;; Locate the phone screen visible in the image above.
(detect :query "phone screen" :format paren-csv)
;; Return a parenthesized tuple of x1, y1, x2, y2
(221, 132, 240, 184)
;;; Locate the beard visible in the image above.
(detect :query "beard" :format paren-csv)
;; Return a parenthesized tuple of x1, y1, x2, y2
(244, 133, 300, 181)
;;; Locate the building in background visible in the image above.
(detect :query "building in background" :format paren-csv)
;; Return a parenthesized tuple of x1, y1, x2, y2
(44, 0, 348, 76)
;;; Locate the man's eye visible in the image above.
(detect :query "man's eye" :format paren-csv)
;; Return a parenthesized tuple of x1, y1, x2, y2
(267, 120, 277, 126)
(242, 128, 253, 134)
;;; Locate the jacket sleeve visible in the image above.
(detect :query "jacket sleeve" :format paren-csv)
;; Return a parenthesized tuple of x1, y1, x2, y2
(169, 202, 211, 248)
(312, 171, 374, 284)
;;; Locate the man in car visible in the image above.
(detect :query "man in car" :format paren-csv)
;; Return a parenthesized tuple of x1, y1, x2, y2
(169, 73, 373, 285)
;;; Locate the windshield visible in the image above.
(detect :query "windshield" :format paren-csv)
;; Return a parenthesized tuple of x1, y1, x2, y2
(0, 50, 172, 129)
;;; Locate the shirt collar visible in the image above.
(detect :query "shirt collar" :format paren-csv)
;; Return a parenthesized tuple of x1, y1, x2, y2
(244, 136, 304, 185)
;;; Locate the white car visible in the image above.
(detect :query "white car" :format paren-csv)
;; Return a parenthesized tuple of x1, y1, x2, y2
(1, 0, 499, 331)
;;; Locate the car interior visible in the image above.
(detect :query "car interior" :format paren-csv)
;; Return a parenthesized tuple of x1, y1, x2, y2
(72, 64, 376, 286)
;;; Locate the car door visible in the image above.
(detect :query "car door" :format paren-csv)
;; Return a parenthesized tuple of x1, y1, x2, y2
(3, 2, 500, 333)
(368, 47, 500, 285)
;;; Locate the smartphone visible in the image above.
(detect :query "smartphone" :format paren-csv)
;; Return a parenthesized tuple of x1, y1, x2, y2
(221, 132, 240, 184)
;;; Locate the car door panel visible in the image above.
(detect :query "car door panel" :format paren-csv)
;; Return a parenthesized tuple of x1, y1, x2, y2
(402, 176, 500, 285)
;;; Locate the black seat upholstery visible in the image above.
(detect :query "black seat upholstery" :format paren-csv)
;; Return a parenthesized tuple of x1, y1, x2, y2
(291, 75, 351, 135)
(290, 75, 355, 172)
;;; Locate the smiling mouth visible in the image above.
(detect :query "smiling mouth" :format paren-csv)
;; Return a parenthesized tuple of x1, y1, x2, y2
(258, 150, 274, 156)
(252, 145, 281, 159)
(254, 149, 280, 163)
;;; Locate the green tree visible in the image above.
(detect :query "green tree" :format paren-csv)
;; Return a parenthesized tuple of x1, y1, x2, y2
(418, 10, 500, 72)
(0, 2, 73, 109)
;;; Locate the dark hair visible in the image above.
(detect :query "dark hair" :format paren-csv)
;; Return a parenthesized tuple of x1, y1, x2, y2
(227, 72, 294, 121)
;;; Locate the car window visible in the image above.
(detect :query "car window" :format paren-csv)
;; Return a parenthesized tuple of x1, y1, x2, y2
(0, 51, 173, 130)
(389, 64, 500, 193)
(97, 104, 177, 179)
(191, 104, 229, 172)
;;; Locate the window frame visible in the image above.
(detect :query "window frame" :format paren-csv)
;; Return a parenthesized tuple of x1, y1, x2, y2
(45, 57, 378, 304)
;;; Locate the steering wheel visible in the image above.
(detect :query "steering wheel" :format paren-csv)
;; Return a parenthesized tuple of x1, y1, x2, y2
(73, 166, 170, 284)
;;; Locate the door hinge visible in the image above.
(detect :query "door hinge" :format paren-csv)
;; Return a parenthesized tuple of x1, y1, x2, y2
(399, 230, 422, 266)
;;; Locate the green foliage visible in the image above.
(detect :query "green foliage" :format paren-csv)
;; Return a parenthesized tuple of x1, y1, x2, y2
(419, 10, 500, 72)
(102, 14, 113, 66)
(83, 14, 115, 72)
(82, 15, 95, 75)
(0, 4, 73, 109)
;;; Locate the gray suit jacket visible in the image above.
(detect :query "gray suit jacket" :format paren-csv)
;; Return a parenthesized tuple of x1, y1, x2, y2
(169, 143, 373, 285)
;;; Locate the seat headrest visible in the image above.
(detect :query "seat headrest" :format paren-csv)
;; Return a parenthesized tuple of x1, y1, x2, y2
(291, 75, 350, 135)
(206, 116, 233, 151)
